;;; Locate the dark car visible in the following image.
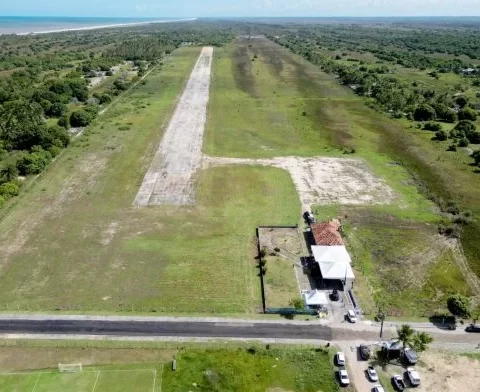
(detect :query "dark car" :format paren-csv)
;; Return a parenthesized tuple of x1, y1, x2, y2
(391, 375, 406, 391)
(465, 324, 480, 333)
(359, 344, 370, 360)
(402, 348, 418, 364)
(330, 289, 340, 301)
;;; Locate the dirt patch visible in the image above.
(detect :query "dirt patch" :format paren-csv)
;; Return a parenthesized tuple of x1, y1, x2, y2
(409, 351, 479, 392)
(204, 156, 396, 210)
(134, 47, 213, 206)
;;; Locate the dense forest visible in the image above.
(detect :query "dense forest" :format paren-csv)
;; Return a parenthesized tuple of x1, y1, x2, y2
(0, 21, 235, 208)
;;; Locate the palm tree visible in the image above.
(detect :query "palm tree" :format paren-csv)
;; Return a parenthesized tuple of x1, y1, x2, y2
(397, 324, 414, 348)
(411, 331, 433, 352)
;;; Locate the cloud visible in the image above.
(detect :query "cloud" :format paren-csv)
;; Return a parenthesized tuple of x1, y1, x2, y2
(135, 3, 147, 12)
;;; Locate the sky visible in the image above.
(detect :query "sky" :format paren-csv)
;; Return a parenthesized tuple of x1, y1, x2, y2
(1, 0, 480, 18)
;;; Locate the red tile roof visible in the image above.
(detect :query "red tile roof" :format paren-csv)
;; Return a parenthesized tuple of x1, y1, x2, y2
(310, 221, 344, 246)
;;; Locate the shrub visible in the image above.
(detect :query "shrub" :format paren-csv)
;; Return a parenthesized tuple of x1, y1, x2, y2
(458, 108, 477, 121)
(455, 95, 468, 108)
(99, 94, 112, 104)
(434, 130, 448, 141)
(447, 294, 471, 318)
(290, 298, 304, 309)
(447, 144, 457, 151)
(18, 149, 52, 175)
(458, 137, 469, 147)
(0, 182, 19, 198)
(423, 122, 442, 132)
(69, 110, 92, 127)
(0, 195, 5, 209)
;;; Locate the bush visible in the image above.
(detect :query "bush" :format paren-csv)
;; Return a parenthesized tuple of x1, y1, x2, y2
(69, 110, 92, 127)
(99, 94, 112, 104)
(18, 149, 52, 175)
(447, 294, 471, 318)
(0, 182, 19, 198)
(455, 95, 468, 108)
(434, 130, 448, 141)
(447, 144, 457, 151)
(423, 122, 442, 132)
(290, 298, 304, 309)
(0, 195, 6, 209)
(458, 108, 477, 121)
(45, 102, 67, 118)
(458, 137, 469, 147)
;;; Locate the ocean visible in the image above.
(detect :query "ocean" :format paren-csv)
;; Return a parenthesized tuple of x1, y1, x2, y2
(0, 16, 193, 35)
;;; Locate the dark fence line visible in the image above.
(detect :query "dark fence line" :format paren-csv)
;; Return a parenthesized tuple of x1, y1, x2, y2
(257, 225, 298, 229)
(255, 227, 266, 313)
(265, 308, 317, 316)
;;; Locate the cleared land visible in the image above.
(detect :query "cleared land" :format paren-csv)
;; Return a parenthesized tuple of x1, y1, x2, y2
(135, 47, 213, 206)
(205, 156, 396, 209)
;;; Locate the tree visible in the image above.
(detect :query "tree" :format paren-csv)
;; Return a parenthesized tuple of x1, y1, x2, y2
(397, 324, 415, 348)
(447, 294, 471, 318)
(45, 102, 67, 118)
(453, 120, 476, 136)
(69, 110, 92, 127)
(411, 331, 433, 352)
(455, 95, 468, 108)
(0, 182, 19, 199)
(458, 108, 478, 121)
(414, 104, 436, 121)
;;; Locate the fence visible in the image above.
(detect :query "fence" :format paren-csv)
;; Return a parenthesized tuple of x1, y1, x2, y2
(265, 307, 317, 316)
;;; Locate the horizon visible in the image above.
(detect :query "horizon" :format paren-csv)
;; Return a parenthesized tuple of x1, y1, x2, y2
(2, 15, 480, 19)
(2, 0, 480, 19)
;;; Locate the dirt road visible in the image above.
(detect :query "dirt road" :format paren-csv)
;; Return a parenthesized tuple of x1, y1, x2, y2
(134, 47, 213, 206)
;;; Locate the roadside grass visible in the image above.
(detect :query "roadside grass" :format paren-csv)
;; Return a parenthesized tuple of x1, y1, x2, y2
(163, 347, 342, 392)
(0, 50, 301, 314)
(339, 208, 470, 318)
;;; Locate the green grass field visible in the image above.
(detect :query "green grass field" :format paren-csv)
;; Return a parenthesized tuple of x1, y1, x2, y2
(0, 342, 343, 392)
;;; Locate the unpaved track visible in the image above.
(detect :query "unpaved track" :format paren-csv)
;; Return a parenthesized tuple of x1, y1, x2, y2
(134, 47, 213, 206)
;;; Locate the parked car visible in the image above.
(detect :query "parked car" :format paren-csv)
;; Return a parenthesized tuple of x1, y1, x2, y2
(372, 385, 385, 392)
(346, 309, 357, 323)
(359, 344, 371, 360)
(392, 375, 406, 391)
(402, 347, 418, 364)
(406, 367, 421, 387)
(465, 324, 480, 333)
(367, 365, 379, 382)
(338, 369, 350, 386)
(336, 351, 346, 366)
(331, 289, 340, 301)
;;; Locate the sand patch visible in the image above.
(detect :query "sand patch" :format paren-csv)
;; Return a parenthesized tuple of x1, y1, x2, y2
(203, 156, 396, 210)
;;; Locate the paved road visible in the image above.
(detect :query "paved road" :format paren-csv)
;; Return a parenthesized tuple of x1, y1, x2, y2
(0, 319, 335, 340)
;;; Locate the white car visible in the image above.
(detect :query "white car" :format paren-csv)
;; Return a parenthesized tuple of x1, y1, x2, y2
(339, 369, 350, 385)
(336, 351, 346, 366)
(407, 367, 421, 386)
(367, 365, 379, 382)
(372, 384, 385, 392)
(347, 309, 357, 323)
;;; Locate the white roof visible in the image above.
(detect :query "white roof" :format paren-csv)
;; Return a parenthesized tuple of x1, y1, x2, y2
(318, 260, 355, 280)
(311, 245, 352, 264)
(302, 290, 329, 306)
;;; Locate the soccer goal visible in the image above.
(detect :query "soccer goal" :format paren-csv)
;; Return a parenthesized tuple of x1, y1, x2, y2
(58, 363, 83, 372)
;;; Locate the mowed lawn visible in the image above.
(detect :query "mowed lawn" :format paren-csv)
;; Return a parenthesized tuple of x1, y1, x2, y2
(0, 346, 341, 392)
(0, 46, 300, 313)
